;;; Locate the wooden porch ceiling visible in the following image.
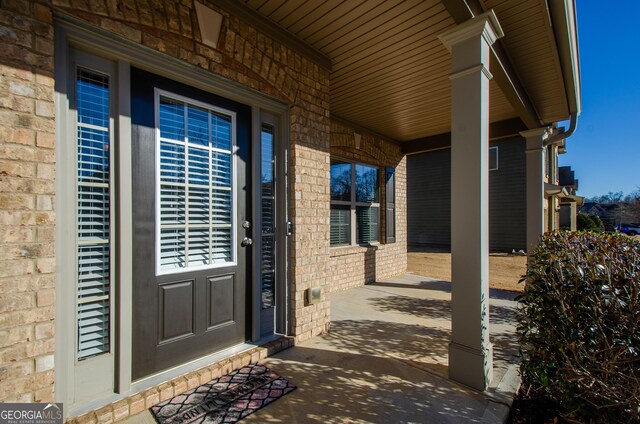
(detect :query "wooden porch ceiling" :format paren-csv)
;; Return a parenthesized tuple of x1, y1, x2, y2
(240, 0, 572, 143)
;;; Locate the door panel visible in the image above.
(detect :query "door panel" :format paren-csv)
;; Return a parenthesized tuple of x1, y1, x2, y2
(131, 68, 252, 380)
(207, 275, 236, 329)
(158, 280, 195, 344)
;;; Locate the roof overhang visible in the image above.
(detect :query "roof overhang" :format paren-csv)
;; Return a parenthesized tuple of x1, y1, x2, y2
(233, 0, 581, 141)
(560, 194, 585, 205)
(547, 0, 581, 120)
(545, 183, 569, 197)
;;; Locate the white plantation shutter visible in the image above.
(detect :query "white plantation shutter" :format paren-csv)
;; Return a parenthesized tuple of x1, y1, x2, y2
(260, 125, 276, 308)
(356, 206, 379, 244)
(157, 95, 234, 273)
(76, 68, 112, 360)
(330, 206, 351, 246)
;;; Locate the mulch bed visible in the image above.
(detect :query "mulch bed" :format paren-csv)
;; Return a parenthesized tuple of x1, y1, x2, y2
(508, 379, 566, 424)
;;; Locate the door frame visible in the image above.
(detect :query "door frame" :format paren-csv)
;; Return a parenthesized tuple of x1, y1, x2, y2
(251, 109, 290, 341)
(54, 17, 291, 418)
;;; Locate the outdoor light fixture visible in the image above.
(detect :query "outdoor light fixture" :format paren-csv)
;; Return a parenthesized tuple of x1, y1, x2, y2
(306, 287, 322, 305)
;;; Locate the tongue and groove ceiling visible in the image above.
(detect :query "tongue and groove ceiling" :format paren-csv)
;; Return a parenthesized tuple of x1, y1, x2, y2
(242, 0, 570, 142)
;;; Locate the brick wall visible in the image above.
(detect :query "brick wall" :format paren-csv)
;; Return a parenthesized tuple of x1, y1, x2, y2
(0, 0, 332, 404)
(0, 0, 56, 403)
(327, 120, 407, 293)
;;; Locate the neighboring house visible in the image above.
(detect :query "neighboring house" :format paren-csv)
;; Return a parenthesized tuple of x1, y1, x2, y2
(0, 0, 580, 420)
(407, 139, 582, 250)
(579, 202, 622, 224)
(408, 138, 527, 251)
(578, 201, 637, 229)
(558, 166, 584, 230)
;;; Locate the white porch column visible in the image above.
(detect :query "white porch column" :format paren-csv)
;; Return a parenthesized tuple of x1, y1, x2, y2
(521, 128, 549, 254)
(569, 202, 577, 231)
(439, 11, 503, 391)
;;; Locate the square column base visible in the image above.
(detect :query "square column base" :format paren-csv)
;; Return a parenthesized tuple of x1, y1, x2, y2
(449, 341, 494, 390)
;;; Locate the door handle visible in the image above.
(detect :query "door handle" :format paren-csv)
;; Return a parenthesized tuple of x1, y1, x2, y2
(241, 237, 253, 247)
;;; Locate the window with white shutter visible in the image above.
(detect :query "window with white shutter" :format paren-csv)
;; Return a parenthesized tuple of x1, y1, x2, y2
(156, 93, 235, 274)
(76, 68, 112, 360)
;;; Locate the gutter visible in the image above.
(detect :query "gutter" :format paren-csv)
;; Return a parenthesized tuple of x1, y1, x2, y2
(544, 112, 577, 146)
(544, 0, 581, 144)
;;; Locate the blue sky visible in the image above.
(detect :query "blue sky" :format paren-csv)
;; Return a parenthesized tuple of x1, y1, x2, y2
(558, 1, 640, 199)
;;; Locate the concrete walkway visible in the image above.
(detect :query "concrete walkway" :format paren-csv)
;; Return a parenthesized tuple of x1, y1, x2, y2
(244, 273, 521, 423)
(125, 273, 521, 424)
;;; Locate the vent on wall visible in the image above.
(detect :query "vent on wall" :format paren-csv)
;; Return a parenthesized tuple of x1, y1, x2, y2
(195, 1, 224, 49)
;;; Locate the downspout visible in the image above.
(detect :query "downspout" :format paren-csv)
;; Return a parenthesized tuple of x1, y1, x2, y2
(544, 112, 578, 146)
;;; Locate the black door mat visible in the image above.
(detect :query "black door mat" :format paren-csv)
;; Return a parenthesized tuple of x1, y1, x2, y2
(150, 363, 296, 423)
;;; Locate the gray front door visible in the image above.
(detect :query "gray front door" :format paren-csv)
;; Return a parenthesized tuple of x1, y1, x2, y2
(131, 68, 252, 380)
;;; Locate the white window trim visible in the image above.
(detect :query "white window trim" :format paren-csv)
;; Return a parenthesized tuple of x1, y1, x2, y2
(153, 89, 238, 276)
(489, 146, 499, 171)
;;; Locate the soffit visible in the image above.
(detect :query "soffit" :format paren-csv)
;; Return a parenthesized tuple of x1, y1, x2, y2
(479, 0, 569, 123)
(242, 0, 565, 141)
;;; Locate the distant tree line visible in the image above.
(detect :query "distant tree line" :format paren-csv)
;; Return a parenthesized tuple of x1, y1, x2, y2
(585, 187, 640, 225)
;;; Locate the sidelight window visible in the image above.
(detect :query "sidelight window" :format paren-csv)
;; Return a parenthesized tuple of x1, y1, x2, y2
(75, 68, 112, 360)
(260, 124, 276, 309)
(156, 93, 235, 274)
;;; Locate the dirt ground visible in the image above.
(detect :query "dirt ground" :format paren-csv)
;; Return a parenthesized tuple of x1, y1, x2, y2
(408, 235, 639, 293)
(407, 246, 528, 293)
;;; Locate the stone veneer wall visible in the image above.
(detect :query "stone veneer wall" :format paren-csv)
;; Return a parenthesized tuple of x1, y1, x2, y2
(0, 0, 331, 405)
(327, 120, 407, 293)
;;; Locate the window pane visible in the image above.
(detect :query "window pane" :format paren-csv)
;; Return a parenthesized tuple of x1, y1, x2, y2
(159, 185, 185, 225)
(261, 235, 275, 309)
(330, 205, 351, 246)
(211, 189, 232, 224)
(212, 113, 231, 151)
(187, 105, 209, 146)
(331, 160, 351, 201)
(157, 95, 234, 271)
(77, 71, 109, 128)
(159, 98, 184, 141)
(188, 187, 209, 225)
(356, 206, 379, 244)
(188, 147, 209, 186)
(356, 164, 379, 203)
(489, 147, 498, 170)
(77, 126, 110, 183)
(211, 228, 232, 263)
(76, 68, 111, 360)
(261, 125, 276, 309)
(160, 228, 186, 270)
(212, 152, 231, 187)
(261, 126, 274, 197)
(188, 228, 209, 267)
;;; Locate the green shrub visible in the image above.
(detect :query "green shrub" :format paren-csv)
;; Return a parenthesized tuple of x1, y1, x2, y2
(577, 212, 594, 230)
(517, 231, 640, 422)
(590, 214, 605, 231)
(577, 212, 605, 231)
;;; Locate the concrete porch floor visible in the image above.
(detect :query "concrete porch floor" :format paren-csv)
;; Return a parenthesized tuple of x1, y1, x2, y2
(128, 273, 521, 424)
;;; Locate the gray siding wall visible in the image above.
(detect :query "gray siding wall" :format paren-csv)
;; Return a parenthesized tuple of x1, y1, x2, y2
(407, 148, 451, 246)
(407, 137, 527, 251)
